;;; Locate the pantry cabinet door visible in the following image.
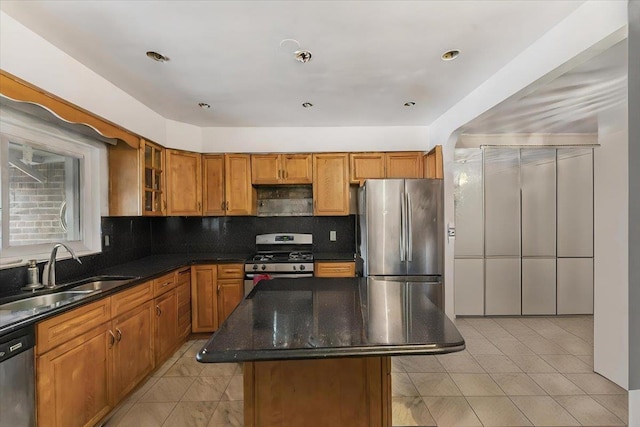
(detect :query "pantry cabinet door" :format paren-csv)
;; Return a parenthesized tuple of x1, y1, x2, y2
(485, 258, 521, 315)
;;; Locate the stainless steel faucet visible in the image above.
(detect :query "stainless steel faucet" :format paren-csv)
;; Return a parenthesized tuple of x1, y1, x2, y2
(42, 243, 82, 288)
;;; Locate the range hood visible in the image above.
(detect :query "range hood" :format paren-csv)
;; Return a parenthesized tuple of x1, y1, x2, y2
(256, 186, 313, 217)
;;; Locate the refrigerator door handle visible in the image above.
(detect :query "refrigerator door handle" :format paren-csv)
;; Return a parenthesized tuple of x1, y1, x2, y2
(400, 192, 406, 261)
(407, 192, 413, 261)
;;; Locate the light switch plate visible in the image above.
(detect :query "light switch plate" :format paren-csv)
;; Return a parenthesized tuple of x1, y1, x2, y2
(330, 230, 337, 241)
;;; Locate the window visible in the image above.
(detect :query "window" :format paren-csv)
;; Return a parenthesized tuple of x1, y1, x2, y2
(0, 104, 104, 266)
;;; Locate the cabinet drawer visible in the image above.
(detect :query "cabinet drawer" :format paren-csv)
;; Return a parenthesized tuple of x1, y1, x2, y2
(217, 264, 244, 279)
(153, 271, 176, 296)
(36, 298, 111, 355)
(176, 267, 191, 285)
(314, 262, 356, 278)
(111, 281, 153, 318)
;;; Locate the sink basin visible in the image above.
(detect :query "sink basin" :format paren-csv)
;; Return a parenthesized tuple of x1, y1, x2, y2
(0, 291, 94, 312)
(67, 275, 138, 292)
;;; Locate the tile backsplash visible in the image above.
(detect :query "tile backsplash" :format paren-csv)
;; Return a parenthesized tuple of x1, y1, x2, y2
(0, 215, 356, 298)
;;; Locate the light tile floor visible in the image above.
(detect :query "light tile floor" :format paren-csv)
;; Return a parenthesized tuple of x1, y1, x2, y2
(102, 316, 628, 427)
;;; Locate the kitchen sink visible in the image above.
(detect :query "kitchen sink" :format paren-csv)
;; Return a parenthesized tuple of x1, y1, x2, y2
(67, 275, 138, 292)
(0, 291, 94, 312)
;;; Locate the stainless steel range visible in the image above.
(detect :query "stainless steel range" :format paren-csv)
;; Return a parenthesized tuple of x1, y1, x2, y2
(244, 233, 314, 295)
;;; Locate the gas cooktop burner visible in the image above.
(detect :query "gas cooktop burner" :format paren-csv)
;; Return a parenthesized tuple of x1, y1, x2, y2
(251, 251, 313, 263)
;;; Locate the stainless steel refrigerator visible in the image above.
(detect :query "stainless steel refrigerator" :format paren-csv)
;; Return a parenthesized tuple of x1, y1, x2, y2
(357, 179, 444, 309)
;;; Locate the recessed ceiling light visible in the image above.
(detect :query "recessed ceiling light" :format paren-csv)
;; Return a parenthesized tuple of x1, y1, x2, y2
(146, 51, 170, 62)
(302, 102, 313, 108)
(404, 101, 416, 107)
(198, 102, 211, 109)
(441, 49, 460, 61)
(294, 50, 312, 63)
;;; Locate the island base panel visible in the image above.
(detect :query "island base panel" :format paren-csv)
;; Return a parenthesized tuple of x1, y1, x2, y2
(244, 356, 391, 427)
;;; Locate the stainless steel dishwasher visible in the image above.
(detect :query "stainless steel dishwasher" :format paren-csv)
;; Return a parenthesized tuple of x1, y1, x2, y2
(0, 325, 35, 427)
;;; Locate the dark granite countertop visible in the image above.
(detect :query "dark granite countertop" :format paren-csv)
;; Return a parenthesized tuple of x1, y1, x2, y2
(312, 252, 357, 261)
(0, 252, 251, 337)
(197, 277, 464, 363)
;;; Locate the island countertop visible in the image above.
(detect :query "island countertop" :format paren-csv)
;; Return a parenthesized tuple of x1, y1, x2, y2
(197, 277, 465, 362)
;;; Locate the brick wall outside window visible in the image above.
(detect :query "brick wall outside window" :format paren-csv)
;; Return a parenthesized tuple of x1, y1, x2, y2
(9, 162, 67, 245)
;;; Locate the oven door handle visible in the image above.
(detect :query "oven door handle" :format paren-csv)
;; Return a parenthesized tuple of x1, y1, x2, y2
(245, 273, 314, 279)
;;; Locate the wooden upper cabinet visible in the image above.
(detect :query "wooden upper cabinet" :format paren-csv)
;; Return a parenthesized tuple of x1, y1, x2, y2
(313, 153, 350, 216)
(350, 153, 385, 184)
(252, 154, 312, 184)
(281, 154, 313, 184)
(225, 154, 256, 215)
(251, 154, 281, 184)
(385, 152, 424, 178)
(109, 138, 166, 216)
(166, 150, 202, 216)
(424, 145, 444, 179)
(203, 155, 226, 215)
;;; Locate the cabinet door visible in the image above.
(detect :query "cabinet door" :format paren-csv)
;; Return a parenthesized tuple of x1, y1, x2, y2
(203, 154, 226, 216)
(37, 323, 112, 427)
(251, 154, 280, 184)
(112, 301, 155, 402)
(484, 149, 521, 256)
(385, 152, 423, 178)
(521, 149, 556, 257)
(557, 258, 593, 314)
(154, 289, 178, 364)
(485, 258, 521, 315)
(282, 154, 313, 184)
(313, 153, 349, 216)
(166, 150, 202, 216)
(225, 154, 255, 215)
(522, 258, 556, 315)
(424, 146, 443, 179)
(217, 279, 244, 324)
(141, 139, 166, 216)
(454, 149, 483, 257)
(314, 261, 356, 277)
(557, 148, 593, 257)
(349, 153, 385, 184)
(176, 269, 192, 339)
(454, 258, 484, 316)
(191, 265, 218, 332)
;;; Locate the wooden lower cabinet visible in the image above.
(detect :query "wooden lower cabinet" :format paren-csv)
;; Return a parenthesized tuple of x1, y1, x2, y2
(176, 268, 192, 339)
(111, 300, 155, 402)
(37, 322, 112, 427)
(314, 261, 356, 277)
(217, 278, 243, 324)
(191, 265, 218, 332)
(192, 263, 244, 332)
(244, 356, 391, 427)
(154, 289, 178, 364)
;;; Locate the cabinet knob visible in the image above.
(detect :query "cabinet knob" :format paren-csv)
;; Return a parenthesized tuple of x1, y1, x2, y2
(108, 330, 116, 348)
(116, 328, 122, 342)
(221, 201, 225, 211)
(156, 305, 162, 316)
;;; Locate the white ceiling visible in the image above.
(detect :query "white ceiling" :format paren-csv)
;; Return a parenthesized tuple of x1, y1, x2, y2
(1, 1, 586, 127)
(461, 39, 628, 134)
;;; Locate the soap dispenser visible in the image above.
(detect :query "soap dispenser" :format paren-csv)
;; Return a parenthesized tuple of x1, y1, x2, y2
(21, 259, 44, 292)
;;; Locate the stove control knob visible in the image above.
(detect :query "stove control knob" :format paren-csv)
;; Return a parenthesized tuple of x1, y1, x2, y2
(300, 265, 306, 271)
(261, 264, 266, 271)
(252, 264, 258, 271)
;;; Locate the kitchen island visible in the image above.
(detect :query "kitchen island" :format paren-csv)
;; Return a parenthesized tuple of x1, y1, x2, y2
(197, 277, 465, 427)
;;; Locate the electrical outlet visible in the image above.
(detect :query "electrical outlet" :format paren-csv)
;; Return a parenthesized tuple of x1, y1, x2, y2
(104, 234, 110, 247)
(330, 230, 337, 241)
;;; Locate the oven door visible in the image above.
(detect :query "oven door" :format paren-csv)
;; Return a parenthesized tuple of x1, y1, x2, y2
(244, 272, 314, 296)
